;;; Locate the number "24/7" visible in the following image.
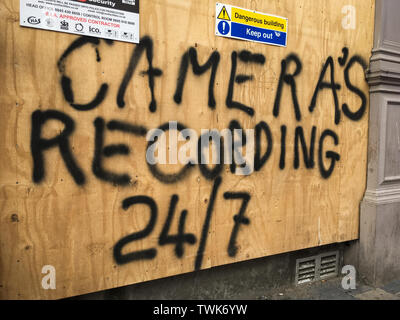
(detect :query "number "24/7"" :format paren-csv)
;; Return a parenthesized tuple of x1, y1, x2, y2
(113, 177, 251, 271)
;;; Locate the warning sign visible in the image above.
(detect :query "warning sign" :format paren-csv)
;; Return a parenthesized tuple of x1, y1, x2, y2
(217, 6, 230, 21)
(20, 0, 140, 44)
(215, 3, 288, 47)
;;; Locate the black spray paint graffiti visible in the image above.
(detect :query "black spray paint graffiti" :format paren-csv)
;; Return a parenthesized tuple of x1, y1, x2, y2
(31, 109, 85, 185)
(273, 54, 303, 121)
(113, 177, 251, 270)
(58, 37, 111, 111)
(117, 36, 163, 113)
(113, 195, 158, 264)
(223, 191, 251, 257)
(58, 36, 162, 113)
(174, 47, 220, 109)
(158, 194, 197, 258)
(30, 35, 368, 270)
(227, 50, 266, 116)
(93, 117, 147, 186)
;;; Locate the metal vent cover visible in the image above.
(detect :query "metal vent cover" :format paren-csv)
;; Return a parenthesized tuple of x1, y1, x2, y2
(295, 251, 339, 285)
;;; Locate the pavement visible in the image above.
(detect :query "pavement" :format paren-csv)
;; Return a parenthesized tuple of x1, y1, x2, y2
(257, 277, 400, 300)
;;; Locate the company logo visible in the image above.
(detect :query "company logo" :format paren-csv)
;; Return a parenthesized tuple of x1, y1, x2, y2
(121, 31, 134, 40)
(75, 23, 84, 32)
(89, 26, 100, 34)
(60, 20, 69, 30)
(104, 29, 117, 37)
(45, 18, 55, 28)
(27, 16, 41, 25)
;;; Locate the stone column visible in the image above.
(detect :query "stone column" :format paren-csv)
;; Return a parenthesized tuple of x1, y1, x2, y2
(359, 0, 400, 286)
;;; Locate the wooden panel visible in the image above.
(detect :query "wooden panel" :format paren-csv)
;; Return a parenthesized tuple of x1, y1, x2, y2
(0, 0, 375, 299)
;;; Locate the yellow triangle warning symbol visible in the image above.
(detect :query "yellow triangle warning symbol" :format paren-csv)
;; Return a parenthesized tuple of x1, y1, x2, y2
(217, 6, 230, 21)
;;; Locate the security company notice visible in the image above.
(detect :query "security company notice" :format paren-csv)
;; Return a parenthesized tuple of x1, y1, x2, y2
(20, 0, 139, 44)
(215, 3, 287, 47)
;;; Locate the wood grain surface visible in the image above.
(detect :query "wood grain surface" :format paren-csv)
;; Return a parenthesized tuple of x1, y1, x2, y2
(0, 0, 374, 299)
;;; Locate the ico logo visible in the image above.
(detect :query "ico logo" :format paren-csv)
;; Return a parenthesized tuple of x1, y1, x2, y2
(89, 26, 101, 34)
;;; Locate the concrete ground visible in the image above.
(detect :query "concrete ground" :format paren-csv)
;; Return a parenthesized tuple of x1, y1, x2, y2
(76, 275, 400, 300)
(258, 277, 400, 300)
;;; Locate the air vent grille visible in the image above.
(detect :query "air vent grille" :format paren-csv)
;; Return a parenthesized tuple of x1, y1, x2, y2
(296, 258, 316, 284)
(295, 251, 339, 285)
(320, 252, 339, 279)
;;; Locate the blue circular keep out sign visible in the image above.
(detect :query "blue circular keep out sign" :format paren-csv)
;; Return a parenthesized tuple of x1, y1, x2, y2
(218, 20, 230, 35)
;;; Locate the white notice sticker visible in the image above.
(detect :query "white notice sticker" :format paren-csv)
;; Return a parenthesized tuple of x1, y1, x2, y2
(20, 0, 140, 44)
